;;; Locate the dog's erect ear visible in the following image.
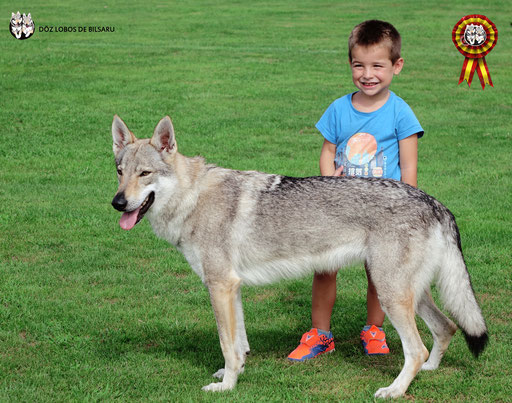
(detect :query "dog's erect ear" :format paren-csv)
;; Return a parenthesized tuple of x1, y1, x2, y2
(150, 116, 177, 154)
(112, 115, 136, 156)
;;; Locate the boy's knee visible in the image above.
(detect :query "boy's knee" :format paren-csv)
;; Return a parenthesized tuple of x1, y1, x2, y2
(314, 271, 337, 282)
(367, 280, 378, 294)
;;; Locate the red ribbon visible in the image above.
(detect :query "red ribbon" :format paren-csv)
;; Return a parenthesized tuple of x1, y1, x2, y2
(452, 15, 498, 89)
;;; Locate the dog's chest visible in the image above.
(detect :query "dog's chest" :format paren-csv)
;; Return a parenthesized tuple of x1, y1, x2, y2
(145, 206, 181, 242)
(147, 214, 206, 282)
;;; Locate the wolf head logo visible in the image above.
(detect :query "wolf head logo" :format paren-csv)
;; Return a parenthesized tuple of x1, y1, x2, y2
(463, 24, 486, 46)
(10, 11, 34, 40)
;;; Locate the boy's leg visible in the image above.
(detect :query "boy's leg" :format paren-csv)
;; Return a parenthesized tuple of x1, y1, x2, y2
(366, 270, 385, 326)
(288, 272, 337, 361)
(361, 263, 389, 354)
(312, 271, 337, 331)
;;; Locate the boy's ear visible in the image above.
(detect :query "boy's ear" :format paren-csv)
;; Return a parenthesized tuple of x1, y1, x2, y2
(112, 115, 136, 156)
(393, 58, 404, 75)
(150, 116, 177, 155)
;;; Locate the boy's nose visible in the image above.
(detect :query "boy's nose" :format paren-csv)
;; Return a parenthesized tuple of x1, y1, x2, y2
(363, 68, 373, 78)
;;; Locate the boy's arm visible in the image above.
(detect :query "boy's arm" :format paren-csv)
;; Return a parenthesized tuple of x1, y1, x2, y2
(399, 134, 418, 187)
(319, 139, 343, 176)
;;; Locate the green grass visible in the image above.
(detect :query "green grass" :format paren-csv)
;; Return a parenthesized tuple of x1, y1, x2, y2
(1, 0, 511, 401)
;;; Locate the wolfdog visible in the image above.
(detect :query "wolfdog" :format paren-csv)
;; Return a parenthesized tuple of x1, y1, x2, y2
(111, 115, 488, 398)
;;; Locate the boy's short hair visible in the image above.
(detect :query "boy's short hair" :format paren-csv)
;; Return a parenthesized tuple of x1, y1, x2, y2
(348, 20, 401, 64)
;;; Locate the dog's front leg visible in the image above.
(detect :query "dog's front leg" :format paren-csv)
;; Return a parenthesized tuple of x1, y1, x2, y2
(211, 287, 250, 381)
(235, 287, 250, 358)
(202, 275, 244, 392)
(212, 286, 250, 380)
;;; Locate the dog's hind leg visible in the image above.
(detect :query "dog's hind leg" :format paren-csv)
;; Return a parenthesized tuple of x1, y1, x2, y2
(417, 290, 457, 370)
(203, 275, 245, 392)
(374, 293, 429, 399)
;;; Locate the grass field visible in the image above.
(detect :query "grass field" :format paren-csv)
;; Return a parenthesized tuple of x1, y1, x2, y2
(1, 1, 511, 401)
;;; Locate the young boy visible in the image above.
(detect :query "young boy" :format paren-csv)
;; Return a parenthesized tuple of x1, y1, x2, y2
(288, 20, 424, 361)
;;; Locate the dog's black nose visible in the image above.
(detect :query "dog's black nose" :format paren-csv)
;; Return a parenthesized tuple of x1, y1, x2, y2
(112, 193, 128, 211)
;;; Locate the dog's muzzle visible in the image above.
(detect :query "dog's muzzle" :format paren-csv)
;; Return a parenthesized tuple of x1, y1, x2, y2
(112, 192, 155, 230)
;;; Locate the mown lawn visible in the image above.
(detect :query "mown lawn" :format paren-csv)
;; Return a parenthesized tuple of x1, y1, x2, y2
(1, 1, 510, 401)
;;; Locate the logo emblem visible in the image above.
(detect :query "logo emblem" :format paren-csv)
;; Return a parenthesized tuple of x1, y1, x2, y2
(10, 11, 35, 40)
(463, 24, 486, 46)
(452, 15, 497, 89)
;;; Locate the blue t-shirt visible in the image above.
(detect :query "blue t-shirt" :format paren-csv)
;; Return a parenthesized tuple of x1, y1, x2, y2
(316, 91, 424, 181)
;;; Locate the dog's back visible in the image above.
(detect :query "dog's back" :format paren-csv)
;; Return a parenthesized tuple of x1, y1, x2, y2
(178, 170, 452, 285)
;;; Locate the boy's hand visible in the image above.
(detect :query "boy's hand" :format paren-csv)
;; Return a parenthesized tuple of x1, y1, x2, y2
(333, 166, 344, 176)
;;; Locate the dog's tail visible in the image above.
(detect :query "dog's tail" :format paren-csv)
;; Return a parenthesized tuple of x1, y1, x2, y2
(437, 213, 488, 357)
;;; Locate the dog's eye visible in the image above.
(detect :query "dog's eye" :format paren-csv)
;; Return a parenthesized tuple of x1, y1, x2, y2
(140, 171, 151, 177)
(117, 168, 122, 176)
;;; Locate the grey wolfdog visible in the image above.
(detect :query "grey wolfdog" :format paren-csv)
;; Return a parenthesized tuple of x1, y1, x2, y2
(111, 115, 488, 398)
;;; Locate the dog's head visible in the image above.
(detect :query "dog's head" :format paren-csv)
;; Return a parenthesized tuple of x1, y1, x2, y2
(111, 115, 178, 230)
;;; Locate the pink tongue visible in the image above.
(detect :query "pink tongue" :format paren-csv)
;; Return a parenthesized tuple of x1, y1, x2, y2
(119, 207, 140, 230)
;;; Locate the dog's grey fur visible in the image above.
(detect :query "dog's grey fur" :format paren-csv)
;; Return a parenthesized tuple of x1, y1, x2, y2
(111, 115, 488, 398)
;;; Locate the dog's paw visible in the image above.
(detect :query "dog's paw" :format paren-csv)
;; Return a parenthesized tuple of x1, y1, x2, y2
(202, 381, 234, 392)
(374, 386, 404, 399)
(421, 360, 439, 371)
(211, 366, 244, 379)
(212, 369, 225, 379)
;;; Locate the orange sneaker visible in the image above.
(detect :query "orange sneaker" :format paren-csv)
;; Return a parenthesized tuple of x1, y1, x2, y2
(287, 328, 334, 362)
(360, 325, 389, 355)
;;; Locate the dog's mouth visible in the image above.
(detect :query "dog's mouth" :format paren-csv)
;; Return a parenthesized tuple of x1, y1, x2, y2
(119, 192, 155, 230)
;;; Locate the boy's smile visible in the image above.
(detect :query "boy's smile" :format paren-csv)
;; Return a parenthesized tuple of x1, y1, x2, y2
(350, 44, 403, 108)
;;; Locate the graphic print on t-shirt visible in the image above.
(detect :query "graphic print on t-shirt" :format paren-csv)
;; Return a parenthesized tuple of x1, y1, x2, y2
(334, 132, 385, 178)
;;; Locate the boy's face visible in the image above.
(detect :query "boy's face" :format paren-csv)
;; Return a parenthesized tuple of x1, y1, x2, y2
(350, 43, 403, 100)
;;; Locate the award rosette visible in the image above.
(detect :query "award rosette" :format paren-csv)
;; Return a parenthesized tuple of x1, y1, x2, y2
(452, 15, 497, 89)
